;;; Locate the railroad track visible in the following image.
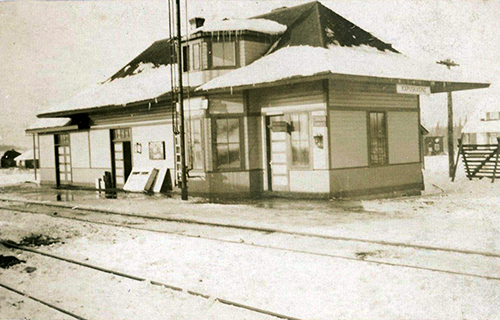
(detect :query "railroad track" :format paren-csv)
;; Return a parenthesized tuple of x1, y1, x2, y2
(1, 197, 499, 258)
(1, 240, 303, 320)
(1, 198, 500, 282)
(0, 282, 88, 320)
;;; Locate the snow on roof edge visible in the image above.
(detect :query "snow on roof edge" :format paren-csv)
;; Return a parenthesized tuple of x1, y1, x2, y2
(198, 45, 490, 92)
(191, 18, 287, 35)
(26, 118, 72, 131)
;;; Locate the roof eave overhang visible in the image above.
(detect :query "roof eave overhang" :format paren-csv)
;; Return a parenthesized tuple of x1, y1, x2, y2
(36, 87, 202, 118)
(26, 125, 78, 135)
(197, 72, 491, 94)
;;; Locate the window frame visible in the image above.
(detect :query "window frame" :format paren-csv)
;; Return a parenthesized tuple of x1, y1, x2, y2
(192, 43, 201, 71)
(289, 112, 312, 169)
(187, 118, 204, 171)
(211, 40, 237, 68)
(368, 111, 389, 166)
(211, 115, 244, 171)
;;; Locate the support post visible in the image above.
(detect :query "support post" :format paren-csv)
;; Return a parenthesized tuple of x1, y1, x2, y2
(447, 91, 454, 177)
(175, 0, 188, 200)
(32, 134, 37, 180)
(451, 136, 463, 182)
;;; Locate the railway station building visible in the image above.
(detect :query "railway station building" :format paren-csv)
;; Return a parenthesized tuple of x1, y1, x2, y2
(27, 1, 489, 198)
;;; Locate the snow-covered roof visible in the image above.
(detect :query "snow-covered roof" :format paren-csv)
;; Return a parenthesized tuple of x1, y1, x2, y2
(198, 45, 488, 91)
(192, 19, 286, 35)
(41, 64, 174, 116)
(15, 149, 34, 161)
(26, 117, 72, 131)
(462, 120, 500, 134)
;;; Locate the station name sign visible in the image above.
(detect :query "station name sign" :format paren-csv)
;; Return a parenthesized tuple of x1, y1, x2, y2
(396, 84, 431, 95)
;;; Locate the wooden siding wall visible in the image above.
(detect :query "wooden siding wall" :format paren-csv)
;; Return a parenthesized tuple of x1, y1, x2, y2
(89, 105, 171, 126)
(388, 111, 420, 164)
(330, 163, 423, 196)
(330, 110, 368, 168)
(131, 124, 174, 193)
(89, 130, 112, 169)
(70, 132, 90, 168)
(248, 81, 324, 114)
(39, 168, 56, 185)
(240, 40, 271, 66)
(208, 94, 244, 114)
(39, 134, 55, 169)
(329, 80, 418, 110)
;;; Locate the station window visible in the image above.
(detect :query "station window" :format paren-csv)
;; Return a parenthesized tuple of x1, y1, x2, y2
(369, 112, 388, 165)
(182, 45, 190, 72)
(213, 117, 241, 169)
(290, 113, 310, 166)
(192, 43, 201, 71)
(187, 119, 203, 170)
(212, 41, 236, 67)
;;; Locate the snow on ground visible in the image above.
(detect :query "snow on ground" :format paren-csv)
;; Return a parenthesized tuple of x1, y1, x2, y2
(0, 168, 37, 187)
(1, 155, 500, 318)
(0, 244, 274, 320)
(2, 155, 498, 254)
(0, 210, 499, 319)
(198, 45, 487, 91)
(0, 284, 74, 320)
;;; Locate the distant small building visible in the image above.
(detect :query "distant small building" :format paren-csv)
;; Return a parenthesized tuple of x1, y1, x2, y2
(424, 136, 445, 156)
(462, 112, 500, 144)
(1, 149, 21, 168)
(15, 149, 39, 169)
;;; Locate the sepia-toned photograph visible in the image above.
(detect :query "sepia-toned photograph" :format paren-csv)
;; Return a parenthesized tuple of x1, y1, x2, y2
(0, 0, 499, 319)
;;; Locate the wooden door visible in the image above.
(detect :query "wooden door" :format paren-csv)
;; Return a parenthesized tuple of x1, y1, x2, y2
(267, 115, 290, 191)
(113, 141, 132, 186)
(55, 134, 72, 186)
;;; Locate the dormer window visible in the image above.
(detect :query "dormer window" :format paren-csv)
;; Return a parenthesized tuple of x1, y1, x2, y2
(212, 41, 236, 67)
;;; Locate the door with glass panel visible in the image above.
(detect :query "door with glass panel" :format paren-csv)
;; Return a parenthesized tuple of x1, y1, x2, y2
(111, 128, 132, 187)
(267, 115, 290, 191)
(267, 113, 311, 192)
(55, 133, 72, 186)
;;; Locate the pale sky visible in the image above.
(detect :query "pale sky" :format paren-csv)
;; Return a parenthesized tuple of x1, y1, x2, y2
(1, 0, 499, 149)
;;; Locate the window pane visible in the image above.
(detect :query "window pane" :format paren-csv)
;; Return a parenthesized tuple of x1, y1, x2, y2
(227, 119, 239, 143)
(300, 113, 309, 140)
(183, 46, 190, 72)
(223, 42, 235, 66)
(228, 143, 240, 167)
(369, 112, 387, 165)
(213, 42, 224, 67)
(201, 42, 208, 69)
(290, 113, 310, 166)
(217, 145, 228, 168)
(216, 119, 227, 143)
(215, 117, 240, 169)
(193, 44, 200, 70)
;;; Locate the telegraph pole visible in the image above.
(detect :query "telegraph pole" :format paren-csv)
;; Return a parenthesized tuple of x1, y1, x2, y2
(175, 0, 188, 200)
(437, 59, 459, 178)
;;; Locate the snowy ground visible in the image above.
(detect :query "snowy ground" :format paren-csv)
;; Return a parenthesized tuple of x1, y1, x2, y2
(0, 156, 500, 319)
(0, 168, 37, 187)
